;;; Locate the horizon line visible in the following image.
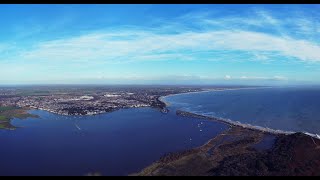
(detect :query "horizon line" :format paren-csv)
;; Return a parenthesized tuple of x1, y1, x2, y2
(0, 83, 316, 87)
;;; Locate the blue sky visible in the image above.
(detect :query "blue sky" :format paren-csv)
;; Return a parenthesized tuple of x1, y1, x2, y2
(1, 4, 320, 85)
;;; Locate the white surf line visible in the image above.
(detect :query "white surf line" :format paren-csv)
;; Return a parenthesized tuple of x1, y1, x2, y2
(163, 86, 320, 140)
(305, 132, 320, 140)
(197, 111, 320, 140)
(177, 109, 296, 135)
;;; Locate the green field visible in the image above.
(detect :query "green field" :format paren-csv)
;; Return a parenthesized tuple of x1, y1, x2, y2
(0, 106, 17, 112)
(0, 106, 38, 130)
(0, 115, 8, 121)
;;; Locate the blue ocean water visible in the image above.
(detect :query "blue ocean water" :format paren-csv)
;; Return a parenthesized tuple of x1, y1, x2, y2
(163, 87, 320, 135)
(0, 107, 227, 176)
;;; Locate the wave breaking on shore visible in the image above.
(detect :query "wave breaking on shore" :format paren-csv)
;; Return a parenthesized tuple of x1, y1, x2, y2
(161, 87, 320, 140)
(177, 109, 320, 140)
(176, 109, 296, 135)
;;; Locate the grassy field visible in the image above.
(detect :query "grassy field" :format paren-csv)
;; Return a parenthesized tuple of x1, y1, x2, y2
(0, 115, 8, 121)
(18, 91, 50, 96)
(0, 106, 17, 112)
(0, 106, 38, 130)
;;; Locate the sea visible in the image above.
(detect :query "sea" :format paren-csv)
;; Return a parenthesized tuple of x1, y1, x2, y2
(1, 86, 319, 175)
(163, 86, 320, 135)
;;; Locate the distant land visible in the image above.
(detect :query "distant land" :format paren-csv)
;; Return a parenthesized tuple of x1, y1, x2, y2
(0, 85, 257, 118)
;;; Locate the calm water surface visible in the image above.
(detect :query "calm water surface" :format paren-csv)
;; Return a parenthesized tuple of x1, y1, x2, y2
(0, 107, 227, 176)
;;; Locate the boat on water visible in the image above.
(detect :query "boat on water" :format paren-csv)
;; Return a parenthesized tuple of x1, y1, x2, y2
(74, 123, 81, 131)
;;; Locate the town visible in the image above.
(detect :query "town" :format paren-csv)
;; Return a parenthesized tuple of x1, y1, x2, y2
(0, 86, 212, 116)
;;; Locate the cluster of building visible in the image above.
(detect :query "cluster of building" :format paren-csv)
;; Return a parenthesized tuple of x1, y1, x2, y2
(0, 86, 203, 116)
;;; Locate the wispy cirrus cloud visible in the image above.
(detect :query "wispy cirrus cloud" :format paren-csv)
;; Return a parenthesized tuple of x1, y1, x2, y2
(183, 8, 320, 40)
(17, 28, 320, 64)
(5, 7, 320, 66)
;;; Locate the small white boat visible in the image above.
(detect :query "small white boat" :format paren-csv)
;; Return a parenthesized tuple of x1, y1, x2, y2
(75, 123, 81, 131)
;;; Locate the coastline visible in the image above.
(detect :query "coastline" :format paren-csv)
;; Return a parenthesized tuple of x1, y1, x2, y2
(24, 104, 167, 117)
(0, 107, 39, 130)
(136, 87, 320, 175)
(175, 110, 295, 135)
(158, 86, 273, 106)
(134, 121, 320, 176)
(159, 86, 320, 140)
(13, 86, 320, 140)
(18, 87, 266, 117)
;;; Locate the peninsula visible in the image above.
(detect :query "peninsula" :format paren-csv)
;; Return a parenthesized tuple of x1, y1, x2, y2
(0, 106, 38, 130)
(134, 110, 320, 176)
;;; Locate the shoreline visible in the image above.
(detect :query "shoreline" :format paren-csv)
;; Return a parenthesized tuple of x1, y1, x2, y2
(13, 86, 320, 140)
(0, 107, 39, 130)
(159, 87, 320, 140)
(158, 86, 273, 106)
(176, 110, 295, 136)
(19, 87, 265, 117)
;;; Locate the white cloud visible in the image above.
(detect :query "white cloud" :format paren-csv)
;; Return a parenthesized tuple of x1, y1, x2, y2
(273, 75, 288, 80)
(202, 17, 263, 28)
(255, 10, 280, 26)
(6, 8, 320, 69)
(225, 75, 232, 80)
(2, 7, 320, 84)
(185, 9, 283, 31)
(295, 18, 315, 34)
(98, 74, 287, 82)
(17, 28, 320, 64)
(239, 75, 288, 81)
